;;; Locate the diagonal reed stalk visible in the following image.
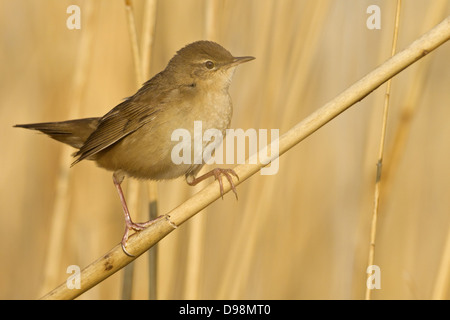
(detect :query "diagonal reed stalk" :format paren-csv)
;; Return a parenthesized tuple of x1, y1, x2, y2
(40, 15, 450, 300)
(365, 0, 402, 300)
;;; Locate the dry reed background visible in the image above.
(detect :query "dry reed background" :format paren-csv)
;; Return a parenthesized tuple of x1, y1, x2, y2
(1, 0, 449, 299)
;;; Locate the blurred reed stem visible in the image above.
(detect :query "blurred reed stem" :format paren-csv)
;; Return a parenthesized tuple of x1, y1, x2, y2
(380, 0, 449, 200)
(124, 0, 143, 87)
(141, 0, 157, 80)
(38, 2, 94, 296)
(140, 0, 159, 300)
(365, 0, 402, 300)
(122, 0, 158, 300)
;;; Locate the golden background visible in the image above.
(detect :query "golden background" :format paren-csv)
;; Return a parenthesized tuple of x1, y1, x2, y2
(1, 0, 449, 299)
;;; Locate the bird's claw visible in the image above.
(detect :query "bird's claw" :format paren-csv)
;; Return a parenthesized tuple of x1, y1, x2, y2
(120, 216, 167, 257)
(213, 168, 239, 200)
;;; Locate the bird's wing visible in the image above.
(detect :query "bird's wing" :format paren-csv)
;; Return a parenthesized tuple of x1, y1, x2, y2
(71, 100, 160, 166)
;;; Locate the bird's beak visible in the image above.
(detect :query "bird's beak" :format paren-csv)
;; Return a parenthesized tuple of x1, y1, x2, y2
(227, 56, 255, 68)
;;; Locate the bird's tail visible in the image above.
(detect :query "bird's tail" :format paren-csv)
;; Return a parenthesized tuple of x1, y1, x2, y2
(14, 117, 100, 149)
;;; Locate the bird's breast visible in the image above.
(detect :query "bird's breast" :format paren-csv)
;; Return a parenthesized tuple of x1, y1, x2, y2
(188, 88, 232, 131)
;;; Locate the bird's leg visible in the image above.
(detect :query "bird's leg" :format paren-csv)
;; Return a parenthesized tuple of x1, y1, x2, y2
(187, 168, 239, 200)
(112, 172, 162, 256)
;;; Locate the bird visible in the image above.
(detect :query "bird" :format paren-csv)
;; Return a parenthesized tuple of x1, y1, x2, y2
(15, 40, 255, 256)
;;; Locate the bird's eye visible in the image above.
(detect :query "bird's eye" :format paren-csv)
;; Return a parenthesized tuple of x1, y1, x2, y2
(205, 60, 215, 69)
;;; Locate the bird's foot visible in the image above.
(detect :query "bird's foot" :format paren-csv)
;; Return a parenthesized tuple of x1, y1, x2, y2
(121, 216, 165, 257)
(188, 168, 239, 200)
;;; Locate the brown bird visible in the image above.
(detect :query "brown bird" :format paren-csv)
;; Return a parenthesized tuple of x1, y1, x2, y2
(15, 40, 254, 256)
